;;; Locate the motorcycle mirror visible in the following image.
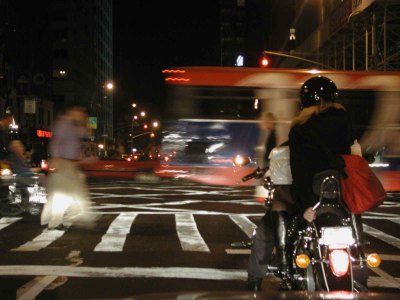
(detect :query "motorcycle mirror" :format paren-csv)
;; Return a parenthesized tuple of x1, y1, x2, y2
(232, 155, 251, 167)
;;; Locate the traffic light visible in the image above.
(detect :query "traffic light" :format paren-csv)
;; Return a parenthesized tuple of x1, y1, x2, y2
(260, 55, 270, 68)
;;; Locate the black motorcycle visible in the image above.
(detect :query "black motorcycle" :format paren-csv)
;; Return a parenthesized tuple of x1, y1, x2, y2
(235, 155, 381, 292)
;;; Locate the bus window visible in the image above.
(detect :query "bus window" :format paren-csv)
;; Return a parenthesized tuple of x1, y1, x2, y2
(165, 86, 261, 119)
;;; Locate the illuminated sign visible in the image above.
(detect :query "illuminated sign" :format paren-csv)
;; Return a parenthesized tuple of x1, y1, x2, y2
(36, 130, 53, 138)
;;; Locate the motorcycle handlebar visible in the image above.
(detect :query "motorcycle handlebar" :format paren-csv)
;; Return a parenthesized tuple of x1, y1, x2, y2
(241, 167, 268, 182)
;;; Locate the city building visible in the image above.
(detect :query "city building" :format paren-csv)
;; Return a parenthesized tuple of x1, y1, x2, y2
(0, 0, 113, 147)
(220, 0, 270, 67)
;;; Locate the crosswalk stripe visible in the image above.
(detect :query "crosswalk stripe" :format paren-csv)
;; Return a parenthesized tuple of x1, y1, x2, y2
(390, 218, 400, 225)
(369, 267, 400, 289)
(175, 213, 209, 252)
(12, 229, 66, 252)
(0, 217, 22, 230)
(368, 276, 400, 288)
(363, 224, 400, 250)
(4, 214, 400, 257)
(94, 212, 138, 252)
(0, 264, 399, 289)
(229, 215, 257, 239)
(0, 265, 246, 280)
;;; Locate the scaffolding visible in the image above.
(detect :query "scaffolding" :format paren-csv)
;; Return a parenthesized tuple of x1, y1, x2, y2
(281, 0, 400, 71)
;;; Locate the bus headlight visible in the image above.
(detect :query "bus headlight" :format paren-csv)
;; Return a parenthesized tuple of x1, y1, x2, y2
(232, 155, 250, 167)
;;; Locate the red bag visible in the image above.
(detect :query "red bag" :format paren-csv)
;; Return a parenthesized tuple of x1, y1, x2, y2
(340, 154, 386, 214)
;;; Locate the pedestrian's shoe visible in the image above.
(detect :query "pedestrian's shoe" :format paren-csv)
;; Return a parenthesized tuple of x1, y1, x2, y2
(246, 276, 262, 291)
(48, 224, 68, 231)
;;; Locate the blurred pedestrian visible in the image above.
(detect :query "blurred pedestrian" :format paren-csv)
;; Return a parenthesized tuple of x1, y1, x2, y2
(0, 114, 13, 197)
(41, 106, 97, 230)
(256, 112, 277, 168)
(0, 114, 13, 161)
(254, 112, 277, 201)
(7, 139, 31, 174)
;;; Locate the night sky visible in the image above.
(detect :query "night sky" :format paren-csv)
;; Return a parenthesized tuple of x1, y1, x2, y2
(112, 1, 221, 118)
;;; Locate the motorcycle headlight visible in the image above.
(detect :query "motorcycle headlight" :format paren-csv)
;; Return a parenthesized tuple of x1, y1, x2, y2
(319, 226, 355, 247)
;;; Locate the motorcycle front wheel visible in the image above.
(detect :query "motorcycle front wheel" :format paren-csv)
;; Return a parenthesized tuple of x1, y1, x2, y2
(0, 198, 24, 216)
(27, 203, 44, 216)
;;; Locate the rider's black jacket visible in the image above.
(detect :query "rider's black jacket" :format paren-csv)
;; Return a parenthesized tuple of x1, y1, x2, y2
(288, 106, 354, 210)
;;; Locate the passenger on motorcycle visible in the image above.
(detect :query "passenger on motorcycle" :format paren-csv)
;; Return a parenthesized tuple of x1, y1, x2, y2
(247, 140, 300, 291)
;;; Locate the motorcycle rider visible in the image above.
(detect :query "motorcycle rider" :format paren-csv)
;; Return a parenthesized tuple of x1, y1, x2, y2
(288, 75, 354, 223)
(248, 76, 357, 291)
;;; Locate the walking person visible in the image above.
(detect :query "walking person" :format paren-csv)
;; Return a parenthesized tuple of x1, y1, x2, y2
(41, 106, 97, 230)
(0, 114, 13, 162)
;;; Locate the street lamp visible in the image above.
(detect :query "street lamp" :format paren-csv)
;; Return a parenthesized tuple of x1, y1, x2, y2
(105, 81, 114, 91)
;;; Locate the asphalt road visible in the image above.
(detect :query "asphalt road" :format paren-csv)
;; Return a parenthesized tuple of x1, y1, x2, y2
(0, 177, 399, 299)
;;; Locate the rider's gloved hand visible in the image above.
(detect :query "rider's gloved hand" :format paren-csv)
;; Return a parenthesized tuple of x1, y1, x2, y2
(303, 207, 316, 222)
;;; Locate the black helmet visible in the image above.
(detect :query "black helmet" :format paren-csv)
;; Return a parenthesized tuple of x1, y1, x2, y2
(300, 76, 338, 108)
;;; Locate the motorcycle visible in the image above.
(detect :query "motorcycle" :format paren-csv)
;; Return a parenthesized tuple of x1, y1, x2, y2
(0, 165, 47, 216)
(233, 154, 382, 292)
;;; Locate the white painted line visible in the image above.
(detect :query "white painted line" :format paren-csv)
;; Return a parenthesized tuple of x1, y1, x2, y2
(0, 217, 22, 230)
(16, 250, 81, 299)
(390, 218, 400, 225)
(364, 211, 400, 218)
(368, 276, 400, 288)
(369, 267, 400, 289)
(363, 224, 400, 250)
(225, 249, 251, 255)
(3, 265, 400, 289)
(175, 213, 209, 252)
(92, 205, 264, 217)
(378, 254, 400, 261)
(229, 215, 257, 239)
(16, 275, 58, 300)
(94, 212, 138, 252)
(0, 265, 246, 280)
(11, 228, 66, 252)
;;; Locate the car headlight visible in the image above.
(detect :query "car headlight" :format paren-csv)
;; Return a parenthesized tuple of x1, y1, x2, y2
(1, 168, 13, 176)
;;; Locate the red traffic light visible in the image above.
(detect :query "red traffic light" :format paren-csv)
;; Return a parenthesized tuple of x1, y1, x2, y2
(260, 56, 269, 67)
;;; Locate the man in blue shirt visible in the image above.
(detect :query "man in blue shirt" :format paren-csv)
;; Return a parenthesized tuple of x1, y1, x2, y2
(41, 106, 97, 230)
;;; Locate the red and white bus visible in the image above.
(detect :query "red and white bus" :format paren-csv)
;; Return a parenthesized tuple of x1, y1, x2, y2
(155, 67, 400, 192)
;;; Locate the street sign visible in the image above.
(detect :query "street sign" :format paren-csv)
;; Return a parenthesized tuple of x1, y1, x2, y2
(88, 117, 97, 129)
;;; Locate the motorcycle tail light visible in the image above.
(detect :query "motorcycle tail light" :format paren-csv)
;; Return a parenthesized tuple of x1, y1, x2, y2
(367, 253, 381, 267)
(329, 249, 350, 277)
(295, 254, 310, 269)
